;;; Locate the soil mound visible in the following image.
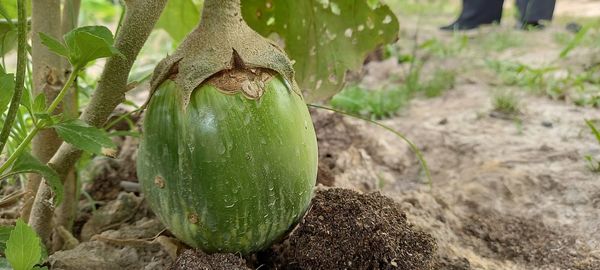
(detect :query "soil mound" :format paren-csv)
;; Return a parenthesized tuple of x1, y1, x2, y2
(271, 188, 437, 270)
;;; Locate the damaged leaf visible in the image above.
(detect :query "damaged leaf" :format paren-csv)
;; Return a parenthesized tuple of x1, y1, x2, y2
(242, 0, 399, 101)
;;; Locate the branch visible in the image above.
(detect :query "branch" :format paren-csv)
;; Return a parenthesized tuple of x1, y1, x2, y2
(28, 0, 168, 248)
(0, 0, 28, 154)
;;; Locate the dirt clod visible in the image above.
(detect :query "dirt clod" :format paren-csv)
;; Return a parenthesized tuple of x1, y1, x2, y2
(170, 249, 250, 270)
(274, 188, 437, 270)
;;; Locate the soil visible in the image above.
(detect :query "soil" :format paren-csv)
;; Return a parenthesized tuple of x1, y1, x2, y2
(5, 1, 600, 269)
(264, 188, 437, 270)
(170, 250, 250, 270)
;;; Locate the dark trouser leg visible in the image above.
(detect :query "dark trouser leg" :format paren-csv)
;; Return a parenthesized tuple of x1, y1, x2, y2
(441, 0, 505, 30)
(516, 0, 556, 26)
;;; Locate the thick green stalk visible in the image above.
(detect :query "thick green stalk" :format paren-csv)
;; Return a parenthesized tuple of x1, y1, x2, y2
(0, 0, 28, 155)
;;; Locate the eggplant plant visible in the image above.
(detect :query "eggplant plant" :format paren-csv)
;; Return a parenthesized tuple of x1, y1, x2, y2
(0, 0, 399, 257)
(137, 0, 400, 253)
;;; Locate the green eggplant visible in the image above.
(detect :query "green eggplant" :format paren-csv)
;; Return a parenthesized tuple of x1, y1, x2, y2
(137, 75, 318, 254)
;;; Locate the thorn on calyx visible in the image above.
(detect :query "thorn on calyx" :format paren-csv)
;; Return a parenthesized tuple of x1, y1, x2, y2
(231, 49, 246, 70)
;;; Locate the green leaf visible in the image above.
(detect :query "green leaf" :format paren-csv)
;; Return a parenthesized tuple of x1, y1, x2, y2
(0, 71, 14, 114)
(156, 0, 201, 43)
(243, 0, 399, 102)
(40, 26, 122, 68)
(5, 220, 42, 270)
(64, 26, 123, 67)
(53, 119, 116, 156)
(19, 83, 32, 112)
(0, 23, 16, 56)
(9, 152, 64, 205)
(39, 32, 69, 59)
(586, 120, 600, 143)
(0, 225, 13, 252)
(0, 0, 30, 20)
(32, 93, 46, 113)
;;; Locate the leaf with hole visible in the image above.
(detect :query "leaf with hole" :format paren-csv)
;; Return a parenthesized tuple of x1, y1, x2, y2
(243, 0, 399, 101)
(53, 119, 116, 156)
(5, 220, 42, 270)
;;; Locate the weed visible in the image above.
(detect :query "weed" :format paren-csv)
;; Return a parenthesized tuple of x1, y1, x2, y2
(420, 34, 469, 57)
(421, 69, 456, 97)
(492, 89, 521, 115)
(480, 28, 524, 52)
(331, 66, 455, 119)
(585, 120, 600, 172)
(330, 85, 410, 119)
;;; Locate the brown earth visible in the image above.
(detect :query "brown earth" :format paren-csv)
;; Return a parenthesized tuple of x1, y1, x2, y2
(6, 1, 600, 270)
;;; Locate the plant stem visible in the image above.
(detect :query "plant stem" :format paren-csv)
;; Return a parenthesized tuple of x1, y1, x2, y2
(0, 0, 28, 155)
(29, 0, 168, 248)
(0, 126, 37, 173)
(46, 68, 79, 114)
(0, 69, 80, 176)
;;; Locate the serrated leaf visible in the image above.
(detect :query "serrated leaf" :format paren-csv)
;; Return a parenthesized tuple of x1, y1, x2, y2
(156, 0, 201, 43)
(41, 26, 122, 68)
(0, 71, 14, 114)
(0, 225, 13, 252)
(53, 119, 115, 156)
(5, 220, 42, 270)
(64, 26, 123, 67)
(9, 152, 63, 205)
(39, 32, 69, 59)
(242, 0, 399, 102)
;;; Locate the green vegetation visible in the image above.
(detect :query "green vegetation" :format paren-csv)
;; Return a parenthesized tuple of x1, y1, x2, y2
(492, 89, 521, 115)
(331, 67, 455, 119)
(1, 0, 402, 259)
(585, 120, 600, 172)
(1, 220, 45, 270)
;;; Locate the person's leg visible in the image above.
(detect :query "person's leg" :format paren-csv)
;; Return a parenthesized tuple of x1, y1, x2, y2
(441, 0, 505, 31)
(516, 0, 556, 29)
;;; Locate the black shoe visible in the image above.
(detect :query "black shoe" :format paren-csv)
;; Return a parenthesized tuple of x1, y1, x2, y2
(566, 22, 582, 33)
(440, 22, 480, 31)
(517, 21, 546, 30)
